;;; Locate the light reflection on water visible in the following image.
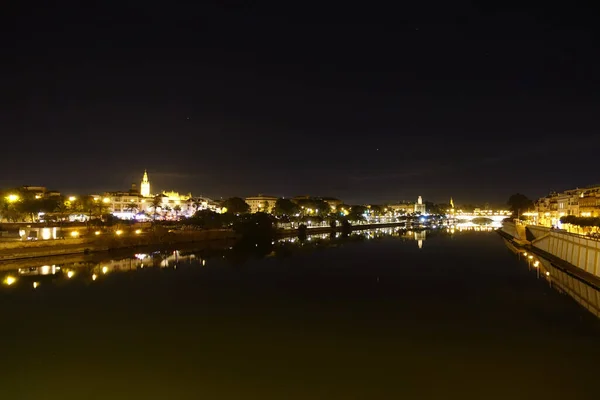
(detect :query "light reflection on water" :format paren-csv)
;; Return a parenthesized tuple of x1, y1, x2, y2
(504, 239, 600, 319)
(0, 224, 496, 290)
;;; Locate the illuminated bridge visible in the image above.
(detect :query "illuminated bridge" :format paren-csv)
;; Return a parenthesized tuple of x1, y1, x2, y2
(452, 213, 510, 223)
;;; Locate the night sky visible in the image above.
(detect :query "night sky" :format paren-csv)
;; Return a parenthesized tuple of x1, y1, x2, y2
(3, 2, 600, 205)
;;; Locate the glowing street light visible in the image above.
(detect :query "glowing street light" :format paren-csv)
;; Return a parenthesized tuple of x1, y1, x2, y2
(135, 229, 142, 234)
(68, 196, 77, 201)
(6, 194, 19, 203)
(70, 231, 80, 238)
(4, 276, 16, 286)
(115, 230, 123, 236)
(67, 270, 75, 279)
(102, 197, 110, 203)
(102, 266, 108, 274)
(33, 282, 40, 289)
(92, 274, 97, 281)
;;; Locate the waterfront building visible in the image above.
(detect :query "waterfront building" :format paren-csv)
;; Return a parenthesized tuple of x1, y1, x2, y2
(534, 185, 600, 226)
(245, 195, 277, 213)
(103, 183, 147, 219)
(387, 202, 415, 215)
(579, 188, 600, 217)
(103, 171, 205, 220)
(414, 196, 426, 214)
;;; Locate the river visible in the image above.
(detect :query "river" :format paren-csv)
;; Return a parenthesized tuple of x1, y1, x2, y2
(1, 227, 599, 399)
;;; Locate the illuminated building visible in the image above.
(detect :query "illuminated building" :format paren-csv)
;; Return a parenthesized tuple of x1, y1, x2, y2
(140, 170, 151, 197)
(245, 195, 277, 213)
(414, 196, 426, 214)
(387, 202, 415, 215)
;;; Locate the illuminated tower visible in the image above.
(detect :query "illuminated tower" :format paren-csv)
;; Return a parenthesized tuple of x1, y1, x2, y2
(414, 195, 426, 214)
(140, 170, 151, 197)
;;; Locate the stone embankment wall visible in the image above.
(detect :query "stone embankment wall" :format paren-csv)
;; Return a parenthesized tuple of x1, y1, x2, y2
(502, 222, 600, 279)
(0, 229, 237, 261)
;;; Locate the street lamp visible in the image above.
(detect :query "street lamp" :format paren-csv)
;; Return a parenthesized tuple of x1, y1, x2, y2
(6, 194, 19, 203)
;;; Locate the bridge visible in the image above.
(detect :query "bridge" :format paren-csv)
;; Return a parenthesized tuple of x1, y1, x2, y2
(452, 213, 510, 223)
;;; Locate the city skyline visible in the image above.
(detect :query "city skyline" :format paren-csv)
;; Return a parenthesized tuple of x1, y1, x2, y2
(4, 3, 600, 204)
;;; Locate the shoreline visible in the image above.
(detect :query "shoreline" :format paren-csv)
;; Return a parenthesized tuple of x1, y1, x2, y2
(0, 222, 410, 263)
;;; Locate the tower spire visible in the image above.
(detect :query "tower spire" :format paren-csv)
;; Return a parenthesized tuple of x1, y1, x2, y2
(141, 170, 151, 197)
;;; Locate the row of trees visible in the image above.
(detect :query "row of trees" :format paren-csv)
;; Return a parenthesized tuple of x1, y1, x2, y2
(559, 215, 600, 229)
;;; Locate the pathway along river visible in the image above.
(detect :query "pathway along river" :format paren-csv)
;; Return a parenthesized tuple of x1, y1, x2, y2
(1, 227, 599, 399)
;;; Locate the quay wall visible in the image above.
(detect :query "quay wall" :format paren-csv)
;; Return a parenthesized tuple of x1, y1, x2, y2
(502, 222, 600, 279)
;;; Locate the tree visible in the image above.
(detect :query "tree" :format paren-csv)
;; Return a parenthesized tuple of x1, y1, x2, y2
(173, 204, 182, 218)
(507, 193, 534, 216)
(221, 197, 250, 214)
(150, 196, 163, 221)
(273, 198, 299, 217)
(190, 209, 224, 229)
(124, 202, 139, 215)
(348, 205, 368, 222)
(369, 205, 383, 216)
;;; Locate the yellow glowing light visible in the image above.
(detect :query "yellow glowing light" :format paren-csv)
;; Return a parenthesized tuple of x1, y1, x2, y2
(33, 282, 40, 289)
(4, 276, 16, 285)
(7, 194, 19, 203)
(70, 231, 79, 238)
(41, 227, 52, 240)
(95, 231, 101, 235)
(68, 196, 77, 201)
(546, 271, 550, 276)
(202, 259, 206, 266)
(533, 261, 539, 267)
(102, 266, 108, 274)
(67, 270, 75, 278)
(115, 230, 123, 236)
(92, 274, 97, 281)
(35, 194, 42, 199)
(102, 197, 110, 203)
(135, 229, 142, 234)
(528, 255, 533, 259)
(523, 252, 528, 256)
(221, 207, 228, 214)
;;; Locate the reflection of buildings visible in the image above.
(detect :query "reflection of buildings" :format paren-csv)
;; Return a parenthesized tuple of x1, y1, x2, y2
(504, 240, 600, 319)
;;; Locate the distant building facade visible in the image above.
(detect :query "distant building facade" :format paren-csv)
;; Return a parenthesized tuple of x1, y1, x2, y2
(534, 185, 600, 226)
(245, 195, 278, 213)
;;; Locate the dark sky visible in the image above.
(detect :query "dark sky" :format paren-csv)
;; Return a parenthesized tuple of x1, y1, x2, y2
(2, 2, 599, 205)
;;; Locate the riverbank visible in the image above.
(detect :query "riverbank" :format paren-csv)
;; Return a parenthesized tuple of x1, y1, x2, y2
(0, 222, 410, 262)
(0, 229, 237, 262)
(497, 227, 600, 290)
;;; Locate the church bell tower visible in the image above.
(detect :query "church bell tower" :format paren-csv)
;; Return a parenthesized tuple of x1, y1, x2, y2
(141, 170, 151, 197)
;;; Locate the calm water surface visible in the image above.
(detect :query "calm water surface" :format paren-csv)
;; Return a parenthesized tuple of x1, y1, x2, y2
(1, 228, 599, 400)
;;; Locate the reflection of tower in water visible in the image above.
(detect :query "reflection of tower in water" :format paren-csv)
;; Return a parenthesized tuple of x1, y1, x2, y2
(414, 230, 427, 249)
